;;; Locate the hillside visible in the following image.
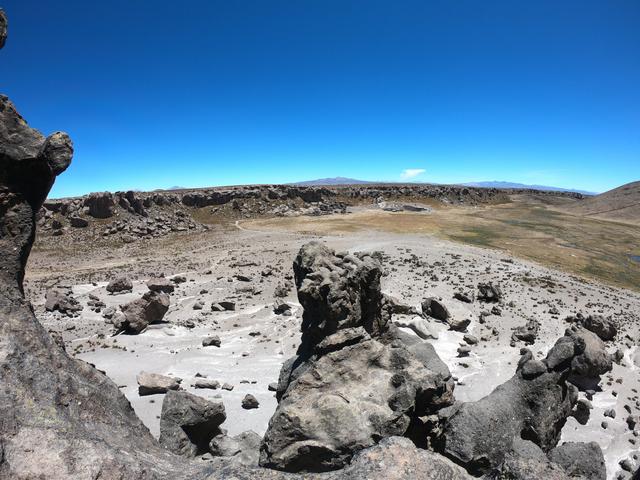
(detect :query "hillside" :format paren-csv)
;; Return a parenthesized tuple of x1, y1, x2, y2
(570, 181, 640, 224)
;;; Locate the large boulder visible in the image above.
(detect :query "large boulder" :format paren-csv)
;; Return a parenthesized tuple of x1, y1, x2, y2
(159, 390, 226, 457)
(547, 442, 606, 480)
(117, 290, 170, 333)
(422, 297, 450, 321)
(106, 276, 133, 293)
(0, 13, 200, 478)
(437, 329, 612, 476)
(44, 287, 83, 315)
(260, 243, 454, 472)
(85, 191, 115, 218)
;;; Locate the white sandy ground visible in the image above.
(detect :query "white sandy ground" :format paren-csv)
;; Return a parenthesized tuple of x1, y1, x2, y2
(27, 224, 640, 479)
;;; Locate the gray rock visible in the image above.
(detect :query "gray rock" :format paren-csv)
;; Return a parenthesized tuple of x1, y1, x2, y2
(0, 9, 6, 48)
(44, 288, 82, 315)
(242, 394, 259, 409)
(210, 430, 262, 466)
(477, 282, 502, 303)
(511, 319, 539, 344)
(118, 291, 170, 334)
(106, 276, 133, 293)
(195, 379, 220, 390)
(273, 300, 292, 315)
(203, 335, 222, 347)
(548, 441, 606, 480)
(159, 390, 226, 457)
(260, 243, 454, 473)
(69, 216, 88, 227)
(0, 19, 202, 478)
(137, 371, 181, 396)
(85, 191, 115, 218)
(292, 241, 386, 351)
(422, 297, 450, 321)
(147, 277, 175, 293)
(437, 336, 599, 475)
(581, 315, 617, 341)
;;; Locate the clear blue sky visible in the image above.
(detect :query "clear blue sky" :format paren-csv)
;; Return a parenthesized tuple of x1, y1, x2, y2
(2, 1, 639, 197)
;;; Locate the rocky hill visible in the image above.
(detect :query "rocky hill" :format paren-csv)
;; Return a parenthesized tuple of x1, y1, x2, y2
(569, 181, 640, 224)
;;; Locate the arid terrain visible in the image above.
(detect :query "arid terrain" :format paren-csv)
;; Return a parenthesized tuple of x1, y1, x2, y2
(22, 183, 640, 479)
(4, 8, 640, 480)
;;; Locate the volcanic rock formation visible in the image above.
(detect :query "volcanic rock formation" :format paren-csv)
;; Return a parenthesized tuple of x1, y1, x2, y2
(259, 242, 455, 472)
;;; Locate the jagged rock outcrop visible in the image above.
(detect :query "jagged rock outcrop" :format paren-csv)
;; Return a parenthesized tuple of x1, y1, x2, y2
(85, 191, 115, 218)
(436, 328, 612, 476)
(260, 242, 454, 472)
(0, 16, 202, 478)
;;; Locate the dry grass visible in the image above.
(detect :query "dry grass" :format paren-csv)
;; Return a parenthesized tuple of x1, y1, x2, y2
(243, 199, 640, 291)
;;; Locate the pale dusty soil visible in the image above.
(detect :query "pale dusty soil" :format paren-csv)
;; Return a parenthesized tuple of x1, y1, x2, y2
(26, 214, 640, 479)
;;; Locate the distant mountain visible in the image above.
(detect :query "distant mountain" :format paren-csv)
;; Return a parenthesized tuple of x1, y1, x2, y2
(293, 177, 376, 186)
(461, 181, 596, 196)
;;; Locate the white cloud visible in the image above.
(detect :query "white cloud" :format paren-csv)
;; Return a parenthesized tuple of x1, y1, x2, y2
(400, 168, 426, 180)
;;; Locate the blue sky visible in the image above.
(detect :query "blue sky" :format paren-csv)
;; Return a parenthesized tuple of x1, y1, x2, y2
(1, 1, 639, 197)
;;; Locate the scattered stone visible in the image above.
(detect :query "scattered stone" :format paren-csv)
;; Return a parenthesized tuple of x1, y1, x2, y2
(137, 371, 181, 396)
(147, 277, 175, 293)
(202, 335, 221, 347)
(241, 394, 259, 409)
(106, 276, 133, 294)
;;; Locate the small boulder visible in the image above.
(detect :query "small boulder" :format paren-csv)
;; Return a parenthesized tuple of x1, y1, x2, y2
(106, 276, 133, 294)
(477, 283, 502, 303)
(202, 335, 221, 347)
(422, 297, 450, 321)
(69, 216, 88, 228)
(137, 371, 181, 396)
(241, 394, 259, 409)
(147, 277, 175, 294)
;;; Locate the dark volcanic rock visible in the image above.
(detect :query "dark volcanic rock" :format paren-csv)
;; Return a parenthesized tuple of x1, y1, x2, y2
(147, 277, 176, 293)
(159, 390, 226, 457)
(85, 191, 115, 218)
(548, 442, 606, 480)
(581, 314, 617, 341)
(422, 297, 450, 321)
(260, 242, 454, 473)
(117, 290, 170, 333)
(437, 332, 610, 476)
(106, 276, 133, 293)
(0, 15, 200, 478)
(69, 215, 88, 227)
(44, 287, 82, 315)
(477, 283, 502, 303)
(292, 242, 387, 351)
